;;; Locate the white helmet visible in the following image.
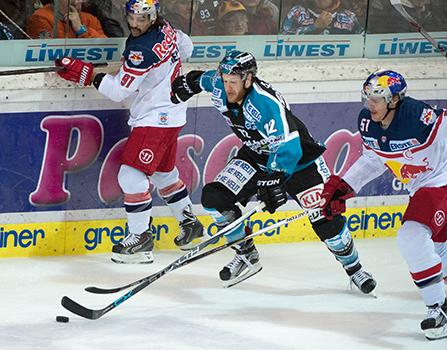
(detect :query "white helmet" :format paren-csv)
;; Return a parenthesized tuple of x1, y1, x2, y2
(125, 0, 159, 21)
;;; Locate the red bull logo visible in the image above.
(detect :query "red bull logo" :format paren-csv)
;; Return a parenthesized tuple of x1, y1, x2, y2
(385, 157, 433, 184)
(129, 50, 144, 66)
(386, 76, 401, 86)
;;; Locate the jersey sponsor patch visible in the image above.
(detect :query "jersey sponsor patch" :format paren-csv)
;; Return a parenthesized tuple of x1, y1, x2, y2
(296, 184, 323, 209)
(361, 136, 380, 150)
(420, 108, 436, 125)
(243, 101, 262, 122)
(215, 159, 256, 195)
(129, 51, 144, 66)
(389, 138, 420, 151)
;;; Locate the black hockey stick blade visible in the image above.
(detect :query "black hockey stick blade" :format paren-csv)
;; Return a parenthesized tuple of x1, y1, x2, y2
(0, 62, 108, 76)
(61, 209, 309, 320)
(61, 296, 101, 320)
(390, 0, 447, 58)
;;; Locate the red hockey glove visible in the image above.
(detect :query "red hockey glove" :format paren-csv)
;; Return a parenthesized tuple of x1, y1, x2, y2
(319, 175, 355, 219)
(55, 57, 94, 86)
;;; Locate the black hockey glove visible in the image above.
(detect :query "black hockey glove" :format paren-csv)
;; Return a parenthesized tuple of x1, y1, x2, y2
(171, 70, 204, 104)
(257, 173, 287, 214)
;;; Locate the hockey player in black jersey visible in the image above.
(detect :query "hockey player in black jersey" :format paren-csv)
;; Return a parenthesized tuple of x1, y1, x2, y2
(171, 50, 377, 292)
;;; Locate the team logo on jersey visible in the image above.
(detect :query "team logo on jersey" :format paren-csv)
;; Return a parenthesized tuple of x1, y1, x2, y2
(381, 136, 387, 143)
(389, 138, 420, 151)
(158, 113, 168, 125)
(385, 157, 432, 184)
(129, 51, 144, 66)
(434, 210, 445, 227)
(139, 148, 154, 164)
(420, 108, 436, 125)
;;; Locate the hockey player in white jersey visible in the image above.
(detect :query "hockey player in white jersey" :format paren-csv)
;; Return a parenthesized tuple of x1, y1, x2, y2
(54, 0, 207, 264)
(319, 69, 447, 340)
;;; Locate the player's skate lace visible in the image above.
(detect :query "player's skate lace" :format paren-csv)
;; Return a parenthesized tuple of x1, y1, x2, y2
(421, 304, 447, 330)
(226, 253, 245, 272)
(120, 233, 142, 247)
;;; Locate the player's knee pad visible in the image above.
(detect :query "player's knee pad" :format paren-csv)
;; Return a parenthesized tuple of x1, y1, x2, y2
(311, 215, 346, 241)
(201, 182, 235, 212)
(150, 168, 180, 189)
(117, 164, 149, 194)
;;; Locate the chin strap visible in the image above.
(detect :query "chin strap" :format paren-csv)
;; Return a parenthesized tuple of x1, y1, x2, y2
(380, 99, 401, 124)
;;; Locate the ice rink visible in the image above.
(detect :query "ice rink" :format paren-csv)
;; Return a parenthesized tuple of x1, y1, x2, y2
(1, 237, 446, 350)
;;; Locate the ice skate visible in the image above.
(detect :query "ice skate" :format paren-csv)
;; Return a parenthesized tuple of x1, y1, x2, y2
(111, 228, 154, 264)
(219, 239, 262, 288)
(349, 269, 377, 296)
(174, 206, 208, 250)
(421, 299, 447, 340)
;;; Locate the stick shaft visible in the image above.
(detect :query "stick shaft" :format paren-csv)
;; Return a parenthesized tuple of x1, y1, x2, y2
(0, 63, 108, 77)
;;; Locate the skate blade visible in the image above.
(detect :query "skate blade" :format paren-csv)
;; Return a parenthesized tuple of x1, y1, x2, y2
(347, 284, 378, 298)
(111, 251, 154, 264)
(424, 324, 447, 340)
(223, 264, 263, 288)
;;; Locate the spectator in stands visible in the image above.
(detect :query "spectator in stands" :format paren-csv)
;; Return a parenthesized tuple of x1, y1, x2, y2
(27, 0, 107, 38)
(342, 0, 367, 27)
(0, 21, 14, 40)
(240, 0, 280, 34)
(281, 0, 363, 35)
(0, 0, 40, 39)
(399, 0, 446, 32)
(161, 0, 193, 34)
(191, 0, 221, 35)
(83, 0, 130, 37)
(215, 0, 248, 35)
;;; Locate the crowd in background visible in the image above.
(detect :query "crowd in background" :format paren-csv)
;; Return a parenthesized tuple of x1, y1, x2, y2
(0, 0, 446, 39)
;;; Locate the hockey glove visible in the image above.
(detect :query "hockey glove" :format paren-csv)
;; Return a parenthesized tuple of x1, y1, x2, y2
(319, 175, 355, 219)
(257, 173, 288, 214)
(55, 57, 94, 87)
(171, 70, 204, 104)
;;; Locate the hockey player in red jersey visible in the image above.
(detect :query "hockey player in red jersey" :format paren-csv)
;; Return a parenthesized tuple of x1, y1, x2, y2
(54, 0, 207, 264)
(319, 69, 447, 340)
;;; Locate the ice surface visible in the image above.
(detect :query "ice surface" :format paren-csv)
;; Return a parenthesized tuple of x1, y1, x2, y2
(0, 238, 445, 350)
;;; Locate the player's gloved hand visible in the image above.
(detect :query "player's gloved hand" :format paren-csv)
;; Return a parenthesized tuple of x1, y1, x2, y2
(257, 173, 287, 214)
(319, 175, 355, 219)
(171, 70, 204, 104)
(55, 57, 94, 86)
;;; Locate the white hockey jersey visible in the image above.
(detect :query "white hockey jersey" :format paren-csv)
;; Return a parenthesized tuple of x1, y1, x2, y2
(344, 97, 447, 196)
(98, 20, 193, 127)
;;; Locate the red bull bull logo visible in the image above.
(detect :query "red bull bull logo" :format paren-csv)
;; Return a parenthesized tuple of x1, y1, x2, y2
(386, 76, 401, 86)
(385, 157, 433, 184)
(129, 50, 144, 66)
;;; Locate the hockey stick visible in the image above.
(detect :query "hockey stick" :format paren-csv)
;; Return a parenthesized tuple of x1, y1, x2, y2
(61, 203, 265, 318)
(390, 0, 447, 58)
(0, 63, 108, 77)
(84, 203, 265, 294)
(61, 208, 310, 320)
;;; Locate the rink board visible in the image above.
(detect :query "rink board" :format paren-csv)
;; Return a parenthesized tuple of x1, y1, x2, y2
(0, 205, 404, 258)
